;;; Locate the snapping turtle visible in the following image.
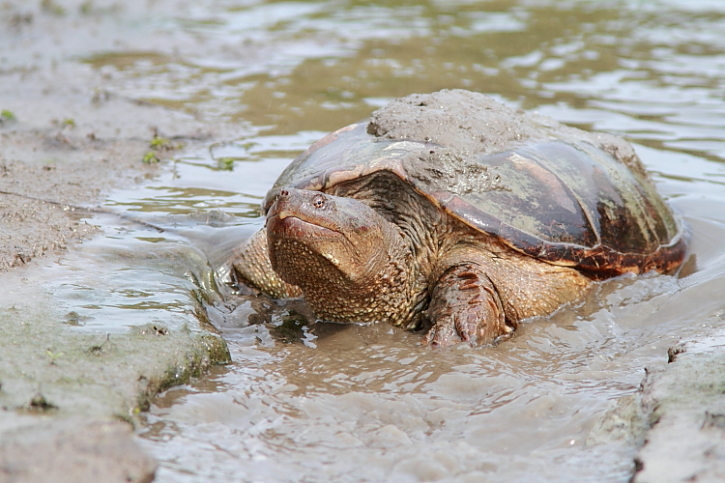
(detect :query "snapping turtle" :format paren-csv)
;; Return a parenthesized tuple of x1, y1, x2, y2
(232, 90, 687, 347)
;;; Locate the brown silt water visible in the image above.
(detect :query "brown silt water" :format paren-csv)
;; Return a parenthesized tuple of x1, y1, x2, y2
(10, 0, 725, 481)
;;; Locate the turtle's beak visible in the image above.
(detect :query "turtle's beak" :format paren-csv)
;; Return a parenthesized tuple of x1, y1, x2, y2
(267, 189, 293, 221)
(267, 188, 339, 235)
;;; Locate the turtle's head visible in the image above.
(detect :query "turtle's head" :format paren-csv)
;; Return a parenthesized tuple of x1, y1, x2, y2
(267, 188, 412, 324)
(266, 187, 398, 286)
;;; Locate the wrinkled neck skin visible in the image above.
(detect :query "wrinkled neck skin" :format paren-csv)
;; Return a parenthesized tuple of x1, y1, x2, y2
(266, 185, 431, 327)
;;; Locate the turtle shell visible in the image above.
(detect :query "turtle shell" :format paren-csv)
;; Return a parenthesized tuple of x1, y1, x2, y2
(264, 119, 686, 278)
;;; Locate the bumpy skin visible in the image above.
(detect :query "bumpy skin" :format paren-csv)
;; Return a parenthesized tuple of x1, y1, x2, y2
(231, 229, 301, 300)
(424, 264, 509, 346)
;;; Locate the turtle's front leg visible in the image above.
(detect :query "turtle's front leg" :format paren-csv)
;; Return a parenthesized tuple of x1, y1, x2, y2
(424, 263, 514, 347)
(230, 228, 302, 299)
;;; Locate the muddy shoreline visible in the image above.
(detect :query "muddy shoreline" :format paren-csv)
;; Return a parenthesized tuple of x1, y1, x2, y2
(0, 87, 232, 482)
(0, 92, 233, 481)
(1, 3, 236, 481)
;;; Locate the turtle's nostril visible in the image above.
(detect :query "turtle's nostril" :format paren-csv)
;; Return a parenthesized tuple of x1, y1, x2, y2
(279, 189, 290, 197)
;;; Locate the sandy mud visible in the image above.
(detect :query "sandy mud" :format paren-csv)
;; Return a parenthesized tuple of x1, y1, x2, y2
(1, 2, 232, 482)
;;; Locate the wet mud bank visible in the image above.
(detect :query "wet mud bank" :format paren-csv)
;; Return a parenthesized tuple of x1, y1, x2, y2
(630, 335, 725, 483)
(588, 330, 725, 483)
(0, 106, 232, 481)
(0, 3, 233, 482)
(0, 118, 232, 480)
(631, 335, 725, 483)
(0, 290, 229, 483)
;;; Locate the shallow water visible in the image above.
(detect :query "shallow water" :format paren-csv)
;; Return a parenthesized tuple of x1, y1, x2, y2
(25, 0, 725, 481)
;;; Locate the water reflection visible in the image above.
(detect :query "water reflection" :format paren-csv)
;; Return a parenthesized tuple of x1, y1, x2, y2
(51, 0, 725, 481)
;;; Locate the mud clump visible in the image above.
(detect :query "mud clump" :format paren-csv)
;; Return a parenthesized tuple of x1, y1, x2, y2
(366, 89, 643, 177)
(366, 89, 544, 156)
(0, 419, 157, 483)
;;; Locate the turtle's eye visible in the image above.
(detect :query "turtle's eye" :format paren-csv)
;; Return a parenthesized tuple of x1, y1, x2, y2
(312, 193, 326, 209)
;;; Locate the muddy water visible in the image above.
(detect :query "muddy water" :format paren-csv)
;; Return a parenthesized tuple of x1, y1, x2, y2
(33, 0, 725, 481)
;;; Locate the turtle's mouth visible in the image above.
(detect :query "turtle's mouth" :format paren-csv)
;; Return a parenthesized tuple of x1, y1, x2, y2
(267, 211, 354, 282)
(267, 212, 346, 244)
